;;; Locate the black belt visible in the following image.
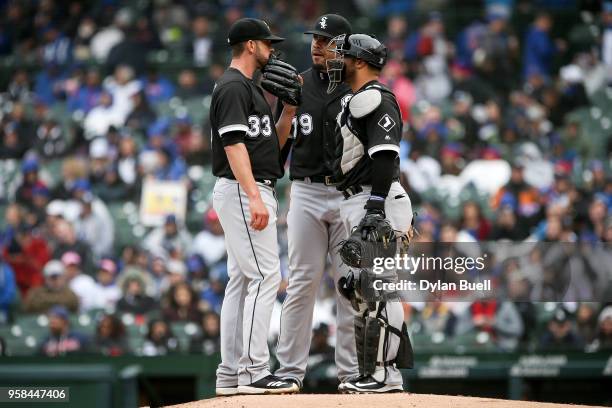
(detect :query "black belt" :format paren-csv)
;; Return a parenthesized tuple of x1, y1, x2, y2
(292, 175, 338, 186)
(342, 178, 400, 199)
(226, 176, 276, 188)
(255, 178, 276, 187)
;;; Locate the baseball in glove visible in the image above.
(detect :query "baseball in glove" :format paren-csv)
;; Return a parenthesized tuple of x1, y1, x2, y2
(261, 56, 302, 106)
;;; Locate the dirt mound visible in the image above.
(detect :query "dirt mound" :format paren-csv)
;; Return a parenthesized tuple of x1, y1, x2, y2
(164, 393, 605, 408)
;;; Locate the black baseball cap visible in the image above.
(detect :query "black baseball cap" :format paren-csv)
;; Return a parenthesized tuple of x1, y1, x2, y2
(304, 14, 352, 38)
(227, 18, 285, 46)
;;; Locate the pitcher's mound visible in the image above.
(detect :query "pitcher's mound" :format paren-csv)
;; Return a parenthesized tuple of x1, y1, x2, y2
(164, 393, 605, 408)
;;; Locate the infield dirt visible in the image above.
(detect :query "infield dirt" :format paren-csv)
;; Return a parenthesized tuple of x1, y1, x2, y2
(164, 393, 606, 408)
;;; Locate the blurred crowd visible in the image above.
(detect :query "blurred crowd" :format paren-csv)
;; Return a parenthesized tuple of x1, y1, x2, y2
(0, 0, 612, 359)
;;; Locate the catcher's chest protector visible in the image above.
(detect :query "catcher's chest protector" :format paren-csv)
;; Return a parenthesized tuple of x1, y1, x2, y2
(335, 85, 397, 176)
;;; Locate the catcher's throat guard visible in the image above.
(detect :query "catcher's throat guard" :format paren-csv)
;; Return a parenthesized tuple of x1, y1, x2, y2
(326, 34, 347, 94)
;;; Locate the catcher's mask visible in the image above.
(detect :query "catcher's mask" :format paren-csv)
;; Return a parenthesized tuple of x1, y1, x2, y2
(326, 34, 347, 94)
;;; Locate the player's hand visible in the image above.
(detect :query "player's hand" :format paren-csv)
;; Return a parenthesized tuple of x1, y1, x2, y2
(249, 196, 269, 230)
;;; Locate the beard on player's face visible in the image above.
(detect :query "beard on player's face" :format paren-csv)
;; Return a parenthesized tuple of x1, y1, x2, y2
(343, 58, 355, 81)
(254, 41, 272, 69)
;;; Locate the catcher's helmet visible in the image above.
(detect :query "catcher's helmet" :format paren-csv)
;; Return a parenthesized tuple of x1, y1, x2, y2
(341, 34, 388, 69)
(326, 33, 388, 94)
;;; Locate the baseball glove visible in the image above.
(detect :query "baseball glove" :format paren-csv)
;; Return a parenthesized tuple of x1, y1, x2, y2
(261, 57, 301, 106)
(339, 212, 399, 269)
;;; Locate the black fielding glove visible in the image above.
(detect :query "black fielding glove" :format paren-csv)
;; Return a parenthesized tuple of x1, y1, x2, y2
(261, 57, 301, 106)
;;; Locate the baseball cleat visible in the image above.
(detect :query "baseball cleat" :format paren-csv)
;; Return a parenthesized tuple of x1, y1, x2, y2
(237, 375, 300, 395)
(283, 377, 302, 392)
(215, 386, 239, 396)
(341, 375, 404, 394)
(338, 375, 363, 392)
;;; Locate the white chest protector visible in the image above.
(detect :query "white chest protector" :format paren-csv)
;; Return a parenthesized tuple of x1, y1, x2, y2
(337, 87, 383, 175)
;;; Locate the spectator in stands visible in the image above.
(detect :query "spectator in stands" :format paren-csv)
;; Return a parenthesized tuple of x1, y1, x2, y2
(94, 314, 128, 356)
(154, 145, 187, 181)
(34, 64, 65, 105)
(491, 162, 542, 236)
(592, 306, 612, 351)
(493, 301, 524, 351)
(125, 90, 157, 135)
(92, 259, 121, 310)
(61, 251, 98, 312)
(67, 68, 102, 114)
(7, 103, 36, 146)
(163, 281, 202, 323)
(103, 65, 141, 124)
(116, 274, 156, 315)
(4, 223, 50, 298)
(0, 121, 28, 159)
(27, 185, 51, 228)
(50, 158, 88, 201)
(52, 219, 93, 273)
(187, 15, 213, 67)
(83, 91, 124, 140)
(106, 17, 149, 76)
(0, 259, 17, 324)
(140, 68, 174, 105)
(40, 25, 72, 67)
(148, 255, 169, 299)
(380, 59, 415, 121)
(191, 209, 225, 268)
(166, 259, 188, 288)
(175, 69, 201, 99)
(421, 301, 457, 336)
(74, 192, 114, 259)
(523, 13, 560, 80)
(15, 159, 47, 210)
(117, 136, 139, 189)
(89, 9, 127, 63)
(143, 214, 192, 260)
(94, 164, 131, 202)
(173, 114, 205, 163)
(186, 254, 208, 293)
(39, 305, 90, 357)
(309, 322, 334, 360)
(459, 201, 492, 240)
(406, 12, 452, 102)
(33, 119, 67, 159)
(576, 303, 599, 345)
(189, 310, 220, 355)
(539, 308, 584, 350)
(23, 260, 79, 314)
(142, 318, 179, 356)
(6, 69, 32, 102)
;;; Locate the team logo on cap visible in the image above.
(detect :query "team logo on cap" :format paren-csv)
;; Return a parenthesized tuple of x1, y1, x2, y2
(319, 16, 328, 29)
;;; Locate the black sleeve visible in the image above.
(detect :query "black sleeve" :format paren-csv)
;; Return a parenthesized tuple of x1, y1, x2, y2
(366, 95, 402, 158)
(221, 130, 246, 147)
(212, 81, 251, 138)
(370, 150, 396, 198)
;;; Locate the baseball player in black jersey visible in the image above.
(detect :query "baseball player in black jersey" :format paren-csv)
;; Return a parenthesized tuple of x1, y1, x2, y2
(210, 18, 300, 396)
(273, 14, 360, 390)
(329, 34, 414, 393)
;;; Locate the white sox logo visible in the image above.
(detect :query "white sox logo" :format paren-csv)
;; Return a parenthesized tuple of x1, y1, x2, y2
(377, 113, 396, 132)
(319, 16, 328, 29)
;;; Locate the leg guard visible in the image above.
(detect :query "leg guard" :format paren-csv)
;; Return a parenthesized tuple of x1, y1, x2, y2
(354, 303, 414, 377)
(354, 313, 382, 376)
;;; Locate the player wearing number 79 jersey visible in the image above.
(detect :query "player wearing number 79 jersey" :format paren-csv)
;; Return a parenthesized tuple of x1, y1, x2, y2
(274, 14, 359, 390)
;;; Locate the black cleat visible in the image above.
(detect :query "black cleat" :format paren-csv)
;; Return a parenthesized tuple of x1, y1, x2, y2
(341, 375, 403, 394)
(237, 375, 300, 395)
